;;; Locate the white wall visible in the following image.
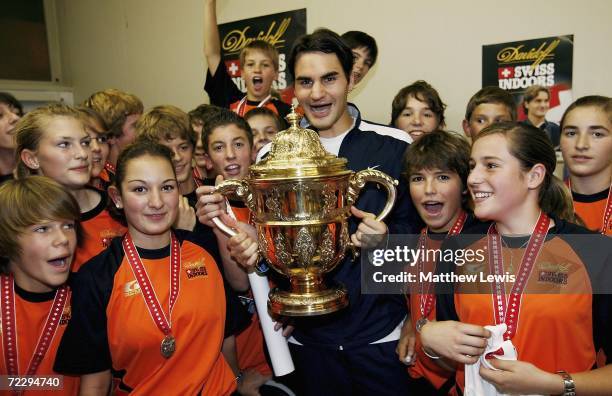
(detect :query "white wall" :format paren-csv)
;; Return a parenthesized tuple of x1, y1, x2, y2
(56, 0, 612, 131)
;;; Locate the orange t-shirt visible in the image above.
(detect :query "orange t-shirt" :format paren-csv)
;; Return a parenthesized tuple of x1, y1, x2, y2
(54, 231, 236, 395)
(1, 279, 79, 395)
(229, 202, 273, 376)
(436, 219, 612, 392)
(73, 188, 126, 272)
(572, 188, 611, 236)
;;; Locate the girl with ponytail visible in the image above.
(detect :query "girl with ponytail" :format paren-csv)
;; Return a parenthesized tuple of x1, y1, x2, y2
(418, 122, 612, 395)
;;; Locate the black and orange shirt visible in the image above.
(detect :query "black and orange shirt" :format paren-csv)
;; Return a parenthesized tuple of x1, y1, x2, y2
(573, 188, 611, 236)
(436, 218, 612, 391)
(1, 282, 79, 396)
(54, 230, 242, 395)
(406, 214, 481, 389)
(204, 64, 291, 119)
(73, 188, 127, 272)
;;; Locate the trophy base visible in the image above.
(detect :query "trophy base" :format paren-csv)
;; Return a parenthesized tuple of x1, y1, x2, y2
(268, 283, 349, 317)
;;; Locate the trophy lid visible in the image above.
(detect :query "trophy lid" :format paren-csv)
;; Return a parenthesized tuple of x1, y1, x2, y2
(250, 106, 350, 179)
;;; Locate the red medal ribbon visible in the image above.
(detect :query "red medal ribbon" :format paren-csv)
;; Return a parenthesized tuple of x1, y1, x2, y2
(192, 168, 204, 187)
(417, 211, 467, 319)
(123, 233, 180, 339)
(104, 161, 116, 175)
(234, 94, 272, 117)
(601, 187, 612, 235)
(488, 212, 550, 340)
(1, 275, 68, 395)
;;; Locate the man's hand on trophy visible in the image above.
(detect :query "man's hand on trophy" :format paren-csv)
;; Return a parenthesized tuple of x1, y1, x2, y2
(223, 213, 260, 269)
(195, 175, 228, 227)
(349, 206, 388, 248)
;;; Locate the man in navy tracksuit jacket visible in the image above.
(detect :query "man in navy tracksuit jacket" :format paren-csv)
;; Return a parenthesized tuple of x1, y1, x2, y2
(258, 28, 422, 395)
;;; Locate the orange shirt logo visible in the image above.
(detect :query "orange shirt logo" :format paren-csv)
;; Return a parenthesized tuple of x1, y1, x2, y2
(537, 261, 570, 285)
(184, 259, 208, 279)
(123, 280, 142, 297)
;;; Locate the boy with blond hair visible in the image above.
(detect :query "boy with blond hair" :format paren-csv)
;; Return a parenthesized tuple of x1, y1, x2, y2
(203, 0, 291, 118)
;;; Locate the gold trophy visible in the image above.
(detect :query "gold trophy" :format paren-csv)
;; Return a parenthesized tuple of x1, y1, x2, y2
(212, 108, 397, 316)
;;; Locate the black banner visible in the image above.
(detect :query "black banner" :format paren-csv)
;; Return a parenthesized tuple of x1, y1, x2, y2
(482, 35, 573, 121)
(218, 9, 307, 104)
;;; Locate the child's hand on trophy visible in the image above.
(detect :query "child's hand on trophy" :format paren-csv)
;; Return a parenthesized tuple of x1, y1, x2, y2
(222, 213, 260, 269)
(195, 175, 228, 227)
(350, 206, 388, 248)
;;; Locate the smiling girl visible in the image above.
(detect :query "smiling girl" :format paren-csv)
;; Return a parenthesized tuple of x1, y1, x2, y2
(14, 104, 126, 272)
(0, 176, 81, 395)
(54, 140, 258, 395)
(420, 122, 612, 395)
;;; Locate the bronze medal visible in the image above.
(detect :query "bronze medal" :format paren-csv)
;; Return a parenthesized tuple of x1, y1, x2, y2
(160, 335, 176, 359)
(123, 233, 181, 359)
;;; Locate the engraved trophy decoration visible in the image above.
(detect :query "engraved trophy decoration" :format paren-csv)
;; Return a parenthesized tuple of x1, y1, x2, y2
(212, 108, 397, 316)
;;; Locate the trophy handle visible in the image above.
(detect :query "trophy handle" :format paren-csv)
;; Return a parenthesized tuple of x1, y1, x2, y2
(347, 169, 398, 222)
(211, 179, 254, 237)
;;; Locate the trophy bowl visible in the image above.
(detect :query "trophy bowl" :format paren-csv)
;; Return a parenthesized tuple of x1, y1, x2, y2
(212, 109, 397, 316)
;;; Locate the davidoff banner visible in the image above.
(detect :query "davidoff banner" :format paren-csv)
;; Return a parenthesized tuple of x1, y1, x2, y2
(218, 9, 307, 104)
(482, 35, 574, 121)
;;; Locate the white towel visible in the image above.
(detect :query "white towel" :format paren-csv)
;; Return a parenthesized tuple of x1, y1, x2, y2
(464, 323, 543, 396)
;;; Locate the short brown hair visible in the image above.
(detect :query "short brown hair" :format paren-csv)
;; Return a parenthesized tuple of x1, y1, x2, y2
(188, 104, 224, 128)
(135, 105, 196, 147)
(403, 130, 471, 208)
(83, 89, 143, 138)
(465, 86, 517, 122)
(244, 107, 284, 131)
(239, 41, 279, 71)
(560, 95, 612, 128)
(0, 176, 80, 265)
(202, 110, 253, 153)
(522, 85, 550, 114)
(391, 80, 446, 128)
(14, 104, 85, 179)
